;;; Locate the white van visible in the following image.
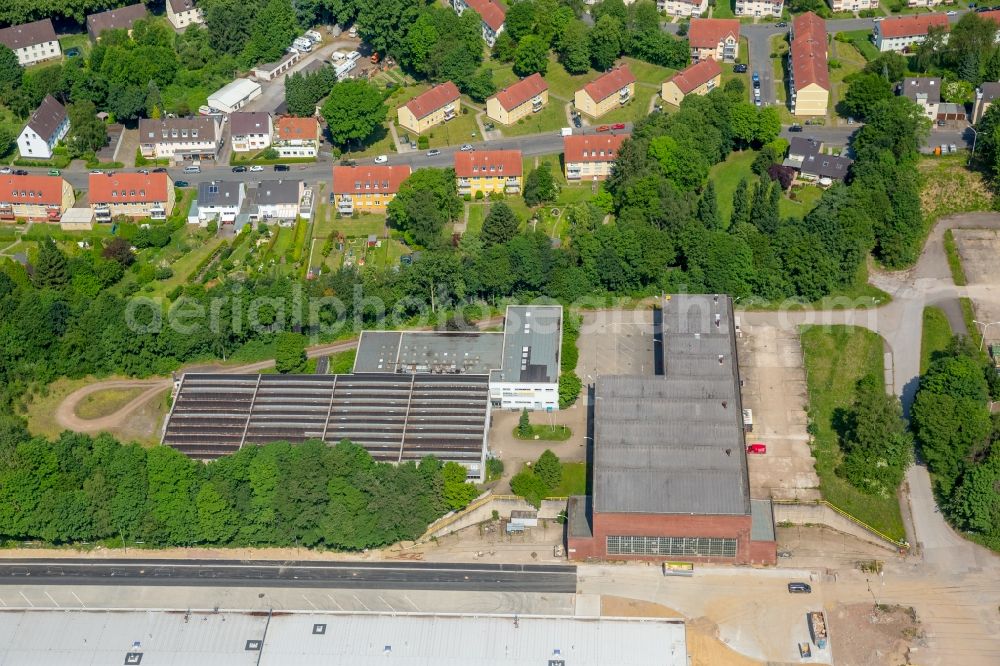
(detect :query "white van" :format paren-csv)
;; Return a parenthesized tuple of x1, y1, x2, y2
(331, 50, 346, 61)
(346, 50, 361, 63)
(305, 30, 322, 43)
(293, 37, 313, 52)
(183, 165, 201, 174)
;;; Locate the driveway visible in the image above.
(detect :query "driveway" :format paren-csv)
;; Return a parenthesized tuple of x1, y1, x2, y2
(746, 24, 785, 107)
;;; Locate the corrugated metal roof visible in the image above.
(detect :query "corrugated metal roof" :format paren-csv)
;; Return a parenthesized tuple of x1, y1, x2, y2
(593, 295, 751, 516)
(354, 331, 504, 375)
(500, 305, 561, 383)
(750, 499, 775, 541)
(0, 610, 686, 666)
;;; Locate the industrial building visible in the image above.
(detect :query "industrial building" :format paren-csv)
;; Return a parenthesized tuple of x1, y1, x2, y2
(0, 610, 687, 666)
(567, 294, 776, 565)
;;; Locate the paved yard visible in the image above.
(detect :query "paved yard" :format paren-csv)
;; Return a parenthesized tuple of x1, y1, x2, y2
(737, 323, 821, 501)
(953, 228, 1000, 344)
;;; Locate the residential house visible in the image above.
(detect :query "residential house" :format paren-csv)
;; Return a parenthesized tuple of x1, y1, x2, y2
(89, 172, 174, 222)
(981, 11, 1000, 41)
(658, 0, 709, 18)
(789, 12, 829, 117)
(454, 150, 523, 197)
(899, 77, 940, 121)
(86, 3, 148, 41)
(0, 175, 74, 223)
(17, 95, 69, 161)
(828, 0, 877, 12)
(874, 15, 949, 53)
(688, 18, 740, 63)
(563, 133, 630, 181)
(452, 0, 506, 47)
(397, 82, 461, 134)
(207, 79, 261, 115)
(973, 82, 1000, 123)
(194, 181, 244, 225)
(273, 116, 321, 158)
(331, 165, 411, 215)
(661, 58, 721, 107)
(138, 116, 222, 161)
(0, 19, 61, 67)
(574, 66, 637, 119)
(735, 0, 783, 18)
(229, 112, 273, 153)
(486, 74, 549, 126)
(254, 180, 304, 223)
(783, 137, 853, 183)
(166, 0, 204, 30)
(252, 52, 301, 82)
(907, 0, 943, 7)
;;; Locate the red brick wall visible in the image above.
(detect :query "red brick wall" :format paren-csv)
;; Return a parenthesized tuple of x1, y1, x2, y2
(568, 511, 776, 565)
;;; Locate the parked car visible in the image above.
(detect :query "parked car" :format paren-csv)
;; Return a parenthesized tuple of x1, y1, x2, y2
(776, 21, 787, 28)
(183, 165, 201, 174)
(787, 582, 812, 594)
(0, 167, 10, 174)
(90, 169, 103, 175)
(754, 98, 762, 107)
(273, 164, 289, 171)
(374, 154, 388, 164)
(175, 180, 190, 187)
(747, 443, 767, 454)
(426, 149, 441, 156)
(752, 70, 760, 83)
(137, 169, 149, 175)
(340, 158, 357, 166)
(13, 169, 27, 176)
(612, 123, 626, 130)
(460, 144, 473, 152)
(873, 15, 884, 20)
(249, 165, 264, 172)
(947, 9, 957, 14)
(789, 124, 803, 132)
(733, 64, 748, 73)
(152, 167, 167, 173)
(232, 165, 247, 173)
(596, 125, 610, 132)
(572, 115, 582, 128)
(47, 169, 60, 176)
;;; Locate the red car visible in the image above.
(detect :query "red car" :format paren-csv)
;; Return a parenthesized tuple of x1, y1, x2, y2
(747, 443, 767, 454)
(596, 125, 610, 132)
(611, 123, 626, 130)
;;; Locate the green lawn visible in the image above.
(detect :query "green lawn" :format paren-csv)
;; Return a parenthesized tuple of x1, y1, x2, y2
(712, 0, 736, 18)
(336, 213, 386, 238)
(838, 30, 880, 62)
(621, 57, 675, 87)
(58, 33, 91, 60)
(513, 424, 572, 441)
(544, 55, 601, 101)
(921, 306, 953, 374)
(597, 85, 658, 125)
(778, 184, 823, 219)
(800, 325, 906, 541)
(422, 110, 482, 148)
(150, 234, 224, 297)
(710, 150, 757, 226)
(466, 203, 487, 235)
(329, 349, 357, 374)
(548, 461, 587, 498)
(830, 41, 867, 119)
(484, 62, 520, 90)
(498, 101, 568, 137)
(943, 229, 967, 287)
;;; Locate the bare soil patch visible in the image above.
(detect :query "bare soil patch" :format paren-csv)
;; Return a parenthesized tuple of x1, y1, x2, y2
(828, 602, 923, 666)
(687, 617, 764, 666)
(601, 595, 683, 618)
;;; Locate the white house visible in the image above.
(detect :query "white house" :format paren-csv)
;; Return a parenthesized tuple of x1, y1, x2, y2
(166, 0, 204, 30)
(452, 0, 506, 47)
(17, 95, 69, 161)
(207, 79, 262, 115)
(874, 14, 949, 52)
(138, 116, 222, 161)
(273, 116, 320, 158)
(0, 19, 61, 66)
(659, 0, 709, 18)
(193, 180, 245, 225)
(734, 0, 783, 17)
(229, 112, 272, 153)
(253, 179, 303, 223)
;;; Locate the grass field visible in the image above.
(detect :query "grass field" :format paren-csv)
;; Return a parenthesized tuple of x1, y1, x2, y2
(75, 387, 145, 420)
(498, 101, 568, 137)
(329, 349, 357, 374)
(466, 203, 487, 235)
(150, 233, 224, 297)
(838, 30, 880, 62)
(800, 325, 906, 541)
(778, 184, 824, 219)
(918, 154, 993, 227)
(513, 424, 573, 441)
(548, 461, 587, 498)
(921, 306, 953, 374)
(544, 56, 601, 100)
(830, 41, 867, 118)
(710, 150, 757, 226)
(943, 229, 967, 286)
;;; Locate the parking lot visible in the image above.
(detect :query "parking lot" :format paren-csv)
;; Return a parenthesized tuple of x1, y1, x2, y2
(737, 322, 821, 501)
(953, 228, 1000, 344)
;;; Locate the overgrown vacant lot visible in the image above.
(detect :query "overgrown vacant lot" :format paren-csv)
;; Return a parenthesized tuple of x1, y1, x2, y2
(800, 325, 905, 541)
(919, 154, 992, 224)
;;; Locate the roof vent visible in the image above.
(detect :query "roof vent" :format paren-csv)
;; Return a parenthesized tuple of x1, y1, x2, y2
(718, 355, 724, 365)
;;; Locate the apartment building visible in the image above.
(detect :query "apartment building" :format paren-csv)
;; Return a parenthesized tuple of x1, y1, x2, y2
(453, 0, 506, 47)
(86, 3, 148, 41)
(828, 0, 877, 12)
(874, 14, 949, 52)
(254, 180, 304, 223)
(789, 12, 830, 117)
(17, 95, 69, 161)
(89, 172, 174, 222)
(661, 59, 722, 107)
(397, 82, 462, 134)
(138, 116, 221, 161)
(563, 133, 629, 181)
(332, 165, 411, 215)
(574, 66, 637, 119)
(973, 82, 1000, 123)
(454, 150, 523, 197)
(735, 0, 783, 18)
(166, 0, 204, 30)
(0, 175, 74, 223)
(658, 0, 709, 18)
(486, 74, 549, 125)
(689, 18, 740, 63)
(273, 116, 321, 158)
(0, 19, 61, 67)
(229, 112, 273, 153)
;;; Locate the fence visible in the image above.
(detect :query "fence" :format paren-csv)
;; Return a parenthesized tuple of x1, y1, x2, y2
(420, 492, 568, 541)
(773, 499, 908, 552)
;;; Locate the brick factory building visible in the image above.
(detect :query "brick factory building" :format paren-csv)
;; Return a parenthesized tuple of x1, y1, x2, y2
(567, 294, 776, 566)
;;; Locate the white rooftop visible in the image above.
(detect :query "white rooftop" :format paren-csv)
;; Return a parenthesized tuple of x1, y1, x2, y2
(0, 610, 687, 666)
(207, 78, 262, 109)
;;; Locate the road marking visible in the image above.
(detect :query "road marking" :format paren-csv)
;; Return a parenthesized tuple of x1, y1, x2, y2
(325, 594, 344, 611)
(70, 591, 86, 608)
(301, 594, 318, 610)
(352, 594, 371, 612)
(377, 594, 394, 611)
(401, 594, 419, 611)
(19, 591, 33, 607)
(43, 591, 59, 607)
(0, 595, 7, 606)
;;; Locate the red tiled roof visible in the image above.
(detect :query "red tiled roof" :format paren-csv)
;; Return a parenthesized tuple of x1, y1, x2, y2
(982, 9, 1000, 25)
(89, 173, 169, 204)
(688, 18, 740, 49)
(877, 14, 949, 39)
(405, 82, 461, 120)
(463, 0, 506, 32)
(453, 150, 523, 178)
(275, 116, 319, 141)
(332, 165, 411, 195)
(0, 175, 63, 206)
(491, 73, 548, 112)
(791, 12, 829, 91)
(563, 134, 629, 163)
(581, 66, 637, 104)
(667, 59, 722, 95)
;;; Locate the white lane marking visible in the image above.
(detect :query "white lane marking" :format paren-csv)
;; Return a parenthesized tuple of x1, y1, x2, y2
(0, 595, 7, 606)
(401, 594, 419, 611)
(301, 594, 318, 610)
(43, 591, 59, 607)
(325, 594, 344, 611)
(377, 595, 394, 612)
(19, 591, 33, 607)
(352, 594, 371, 611)
(70, 590, 86, 608)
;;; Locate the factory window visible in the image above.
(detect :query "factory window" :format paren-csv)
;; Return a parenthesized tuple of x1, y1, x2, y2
(606, 535, 737, 558)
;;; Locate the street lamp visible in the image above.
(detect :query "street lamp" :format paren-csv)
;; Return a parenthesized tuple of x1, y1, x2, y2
(972, 319, 1000, 352)
(968, 125, 979, 166)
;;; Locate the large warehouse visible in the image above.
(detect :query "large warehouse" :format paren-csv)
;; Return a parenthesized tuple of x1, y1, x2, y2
(567, 294, 776, 565)
(161, 305, 561, 480)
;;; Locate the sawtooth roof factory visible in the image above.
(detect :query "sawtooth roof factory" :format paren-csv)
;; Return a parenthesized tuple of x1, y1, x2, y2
(567, 295, 777, 566)
(162, 305, 561, 481)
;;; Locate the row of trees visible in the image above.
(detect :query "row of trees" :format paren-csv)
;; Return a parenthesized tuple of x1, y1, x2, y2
(911, 339, 1000, 549)
(510, 449, 564, 507)
(0, 425, 477, 549)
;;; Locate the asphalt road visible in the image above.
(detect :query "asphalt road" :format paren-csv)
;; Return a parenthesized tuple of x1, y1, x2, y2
(0, 559, 578, 593)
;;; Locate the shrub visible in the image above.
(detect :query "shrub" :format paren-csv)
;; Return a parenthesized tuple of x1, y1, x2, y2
(417, 135, 429, 149)
(475, 190, 484, 200)
(559, 371, 582, 409)
(510, 469, 549, 508)
(517, 409, 532, 437)
(153, 266, 174, 280)
(486, 457, 504, 481)
(534, 450, 562, 490)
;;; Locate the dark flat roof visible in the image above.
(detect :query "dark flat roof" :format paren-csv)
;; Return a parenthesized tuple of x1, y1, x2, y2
(593, 295, 751, 516)
(500, 305, 561, 383)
